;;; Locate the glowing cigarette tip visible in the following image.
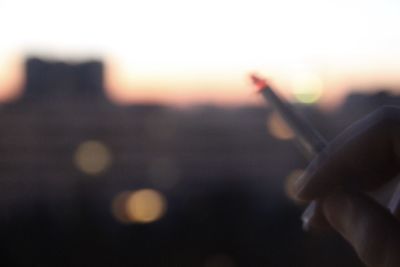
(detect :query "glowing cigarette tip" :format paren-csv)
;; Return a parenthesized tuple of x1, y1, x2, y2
(250, 74, 269, 92)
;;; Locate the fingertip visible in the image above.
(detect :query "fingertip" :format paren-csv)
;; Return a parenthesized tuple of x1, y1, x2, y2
(292, 170, 324, 202)
(291, 151, 333, 201)
(293, 173, 315, 201)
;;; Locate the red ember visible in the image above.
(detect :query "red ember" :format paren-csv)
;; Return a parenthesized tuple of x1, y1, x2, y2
(250, 74, 269, 91)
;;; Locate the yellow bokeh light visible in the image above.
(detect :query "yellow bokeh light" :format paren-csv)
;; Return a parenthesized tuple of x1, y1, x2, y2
(292, 72, 323, 104)
(112, 189, 167, 224)
(74, 140, 112, 175)
(266, 112, 294, 140)
(285, 169, 305, 203)
(126, 189, 166, 223)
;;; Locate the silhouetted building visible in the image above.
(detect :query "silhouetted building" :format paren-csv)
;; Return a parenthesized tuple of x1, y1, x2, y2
(24, 57, 105, 101)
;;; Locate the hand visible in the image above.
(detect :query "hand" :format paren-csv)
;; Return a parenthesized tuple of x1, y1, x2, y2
(292, 106, 400, 267)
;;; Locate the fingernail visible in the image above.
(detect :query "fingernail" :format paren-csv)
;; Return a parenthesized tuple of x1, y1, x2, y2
(301, 201, 317, 231)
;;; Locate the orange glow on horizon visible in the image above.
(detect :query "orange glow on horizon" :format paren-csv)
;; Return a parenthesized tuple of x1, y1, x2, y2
(0, 55, 399, 108)
(105, 59, 260, 106)
(0, 56, 24, 102)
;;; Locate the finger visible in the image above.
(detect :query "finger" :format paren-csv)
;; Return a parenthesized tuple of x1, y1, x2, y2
(293, 106, 400, 201)
(323, 191, 400, 267)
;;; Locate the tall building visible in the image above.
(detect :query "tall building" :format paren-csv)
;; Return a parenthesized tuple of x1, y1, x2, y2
(24, 57, 105, 101)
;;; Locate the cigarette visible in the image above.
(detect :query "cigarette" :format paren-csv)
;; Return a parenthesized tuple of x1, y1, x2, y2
(250, 73, 400, 228)
(250, 74, 327, 230)
(250, 74, 326, 158)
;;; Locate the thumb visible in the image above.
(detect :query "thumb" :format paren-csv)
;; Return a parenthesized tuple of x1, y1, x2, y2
(322, 191, 400, 267)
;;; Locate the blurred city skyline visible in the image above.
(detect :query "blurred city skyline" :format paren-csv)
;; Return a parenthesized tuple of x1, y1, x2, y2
(0, 56, 394, 266)
(1, 0, 400, 106)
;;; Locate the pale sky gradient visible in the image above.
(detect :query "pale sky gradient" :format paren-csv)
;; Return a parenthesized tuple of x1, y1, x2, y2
(1, 0, 400, 106)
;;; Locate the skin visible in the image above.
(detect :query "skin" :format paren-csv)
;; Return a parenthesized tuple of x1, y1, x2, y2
(292, 106, 400, 267)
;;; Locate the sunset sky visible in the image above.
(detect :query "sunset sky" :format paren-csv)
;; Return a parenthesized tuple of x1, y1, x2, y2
(1, 0, 400, 106)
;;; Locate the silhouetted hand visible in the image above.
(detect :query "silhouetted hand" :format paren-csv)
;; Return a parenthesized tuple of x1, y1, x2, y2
(292, 106, 400, 267)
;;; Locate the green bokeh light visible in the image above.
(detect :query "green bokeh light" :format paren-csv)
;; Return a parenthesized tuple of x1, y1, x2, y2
(292, 73, 323, 104)
(293, 90, 322, 104)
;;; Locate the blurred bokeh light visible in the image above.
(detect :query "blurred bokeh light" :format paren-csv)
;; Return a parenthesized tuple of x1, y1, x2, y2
(266, 112, 295, 140)
(74, 140, 112, 175)
(285, 169, 306, 202)
(112, 189, 167, 224)
(292, 72, 323, 104)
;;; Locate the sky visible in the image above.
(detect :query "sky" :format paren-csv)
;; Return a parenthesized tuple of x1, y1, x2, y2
(0, 0, 400, 106)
